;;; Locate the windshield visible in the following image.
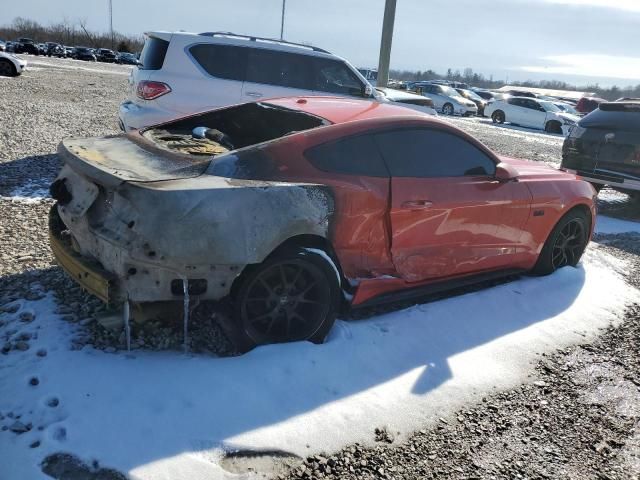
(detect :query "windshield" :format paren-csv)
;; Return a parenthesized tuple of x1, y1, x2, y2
(540, 101, 561, 112)
(458, 89, 483, 102)
(440, 85, 466, 100)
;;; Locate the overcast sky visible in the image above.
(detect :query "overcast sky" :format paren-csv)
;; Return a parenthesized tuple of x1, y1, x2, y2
(3, 0, 639, 87)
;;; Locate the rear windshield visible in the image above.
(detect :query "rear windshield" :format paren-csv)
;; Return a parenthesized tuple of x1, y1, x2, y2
(139, 36, 169, 70)
(142, 102, 329, 160)
(579, 107, 640, 131)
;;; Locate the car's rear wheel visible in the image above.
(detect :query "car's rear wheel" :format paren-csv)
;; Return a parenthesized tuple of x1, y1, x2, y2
(232, 247, 340, 351)
(532, 209, 590, 275)
(0, 59, 16, 77)
(492, 110, 505, 124)
(442, 103, 454, 116)
(545, 121, 563, 134)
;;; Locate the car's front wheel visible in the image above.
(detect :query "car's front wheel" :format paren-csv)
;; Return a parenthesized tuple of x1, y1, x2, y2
(532, 209, 590, 275)
(545, 120, 563, 134)
(0, 59, 17, 77)
(492, 110, 505, 124)
(442, 103, 454, 115)
(232, 247, 340, 351)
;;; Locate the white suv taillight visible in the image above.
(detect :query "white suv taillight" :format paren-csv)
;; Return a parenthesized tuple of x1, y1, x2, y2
(136, 81, 171, 100)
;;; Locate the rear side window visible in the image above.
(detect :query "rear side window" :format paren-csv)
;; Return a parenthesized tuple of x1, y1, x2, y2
(139, 37, 169, 70)
(305, 135, 389, 177)
(190, 44, 247, 80)
(246, 49, 311, 89)
(375, 128, 496, 178)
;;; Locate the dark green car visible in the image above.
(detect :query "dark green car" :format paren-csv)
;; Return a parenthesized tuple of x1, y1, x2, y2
(561, 101, 640, 199)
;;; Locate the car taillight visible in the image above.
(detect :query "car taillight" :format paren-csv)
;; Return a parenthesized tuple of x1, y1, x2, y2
(136, 81, 171, 100)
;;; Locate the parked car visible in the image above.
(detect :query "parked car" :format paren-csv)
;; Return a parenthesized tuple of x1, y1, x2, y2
(375, 87, 437, 115)
(576, 97, 606, 115)
(413, 83, 477, 116)
(561, 101, 640, 198)
(0, 41, 5, 52)
(485, 97, 580, 134)
(73, 47, 97, 62)
(472, 89, 497, 102)
(64, 46, 75, 57)
(119, 31, 375, 130)
(50, 96, 595, 350)
(455, 88, 488, 116)
(46, 42, 66, 58)
(553, 102, 580, 116)
(14, 38, 39, 55)
(96, 48, 118, 63)
(0, 51, 27, 76)
(117, 52, 139, 65)
(5, 41, 16, 52)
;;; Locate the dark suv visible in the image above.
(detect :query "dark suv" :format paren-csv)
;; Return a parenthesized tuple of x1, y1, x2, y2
(561, 101, 640, 199)
(14, 38, 39, 55)
(96, 48, 118, 63)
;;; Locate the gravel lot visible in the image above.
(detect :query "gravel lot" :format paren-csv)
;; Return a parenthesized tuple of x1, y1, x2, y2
(1, 56, 639, 480)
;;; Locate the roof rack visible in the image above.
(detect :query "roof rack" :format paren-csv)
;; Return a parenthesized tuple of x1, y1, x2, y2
(198, 31, 330, 54)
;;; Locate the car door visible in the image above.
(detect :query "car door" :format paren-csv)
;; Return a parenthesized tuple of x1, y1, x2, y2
(420, 85, 443, 110)
(241, 48, 317, 102)
(374, 127, 532, 282)
(505, 98, 525, 124)
(522, 99, 548, 129)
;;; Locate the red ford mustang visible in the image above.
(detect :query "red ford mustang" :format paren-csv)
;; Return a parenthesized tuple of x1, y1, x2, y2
(50, 97, 596, 350)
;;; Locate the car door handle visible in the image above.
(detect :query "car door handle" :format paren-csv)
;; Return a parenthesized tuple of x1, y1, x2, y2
(246, 91, 263, 98)
(401, 200, 433, 210)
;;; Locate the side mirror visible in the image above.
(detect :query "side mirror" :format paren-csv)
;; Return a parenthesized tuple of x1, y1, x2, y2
(494, 162, 519, 182)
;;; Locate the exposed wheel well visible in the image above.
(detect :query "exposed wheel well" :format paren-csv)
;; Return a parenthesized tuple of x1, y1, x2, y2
(231, 234, 346, 299)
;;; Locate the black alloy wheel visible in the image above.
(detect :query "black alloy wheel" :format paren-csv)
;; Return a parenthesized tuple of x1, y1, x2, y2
(442, 103, 454, 116)
(234, 248, 339, 349)
(533, 209, 590, 275)
(550, 218, 587, 269)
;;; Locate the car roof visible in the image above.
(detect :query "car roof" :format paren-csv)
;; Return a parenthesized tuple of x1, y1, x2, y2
(375, 87, 428, 102)
(264, 96, 440, 125)
(146, 30, 337, 59)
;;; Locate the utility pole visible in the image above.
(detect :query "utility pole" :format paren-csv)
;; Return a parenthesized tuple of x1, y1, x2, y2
(108, 0, 114, 49)
(376, 0, 397, 88)
(280, 0, 286, 40)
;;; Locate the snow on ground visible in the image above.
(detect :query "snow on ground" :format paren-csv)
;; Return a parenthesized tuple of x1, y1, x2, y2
(18, 56, 132, 76)
(595, 215, 640, 234)
(0, 182, 51, 204)
(1, 247, 637, 480)
(446, 116, 566, 146)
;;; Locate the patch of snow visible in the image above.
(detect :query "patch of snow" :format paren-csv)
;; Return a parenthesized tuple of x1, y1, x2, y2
(595, 214, 640, 234)
(0, 247, 636, 480)
(1, 181, 51, 204)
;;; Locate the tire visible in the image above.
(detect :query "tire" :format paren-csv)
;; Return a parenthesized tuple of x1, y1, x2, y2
(0, 59, 17, 77)
(532, 209, 591, 276)
(492, 110, 505, 124)
(231, 247, 340, 351)
(442, 103, 454, 116)
(545, 121, 563, 134)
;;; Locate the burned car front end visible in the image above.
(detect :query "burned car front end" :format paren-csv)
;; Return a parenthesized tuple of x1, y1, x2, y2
(49, 103, 334, 307)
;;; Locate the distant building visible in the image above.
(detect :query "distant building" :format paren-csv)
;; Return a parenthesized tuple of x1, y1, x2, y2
(496, 85, 596, 101)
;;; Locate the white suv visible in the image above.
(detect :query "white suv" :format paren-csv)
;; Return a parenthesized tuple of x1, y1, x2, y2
(119, 31, 375, 131)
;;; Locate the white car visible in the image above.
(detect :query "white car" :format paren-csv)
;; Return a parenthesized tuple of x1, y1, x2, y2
(375, 87, 437, 116)
(413, 83, 477, 116)
(120, 31, 376, 131)
(485, 97, 580, 135)
(0, 51, 26, 76)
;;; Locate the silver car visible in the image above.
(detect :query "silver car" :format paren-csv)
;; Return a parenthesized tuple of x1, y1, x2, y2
(414, 83, 478, 116)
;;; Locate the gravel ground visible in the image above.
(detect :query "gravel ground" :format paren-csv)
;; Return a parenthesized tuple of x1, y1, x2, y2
(1, 57, 639, 479)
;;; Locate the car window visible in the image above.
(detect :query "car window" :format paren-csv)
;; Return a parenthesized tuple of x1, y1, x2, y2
(139, 37, 169, 70)
(305, 134, 389, 177)
(374, 128, 496, 178)
(190, 44, 247, 80)
(246, 48, 311, 89)
(311, 57, 364, 95)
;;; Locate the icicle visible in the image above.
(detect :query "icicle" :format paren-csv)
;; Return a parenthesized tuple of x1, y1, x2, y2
(183, 278, 189, 354)
(123, 298, 131, 352)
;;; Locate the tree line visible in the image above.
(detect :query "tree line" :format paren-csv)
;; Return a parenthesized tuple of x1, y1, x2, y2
(391, 67, 640, 101)
(0, 17, 144, 53)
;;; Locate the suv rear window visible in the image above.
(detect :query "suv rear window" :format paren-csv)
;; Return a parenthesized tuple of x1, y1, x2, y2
(139, 37, 169, 70)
